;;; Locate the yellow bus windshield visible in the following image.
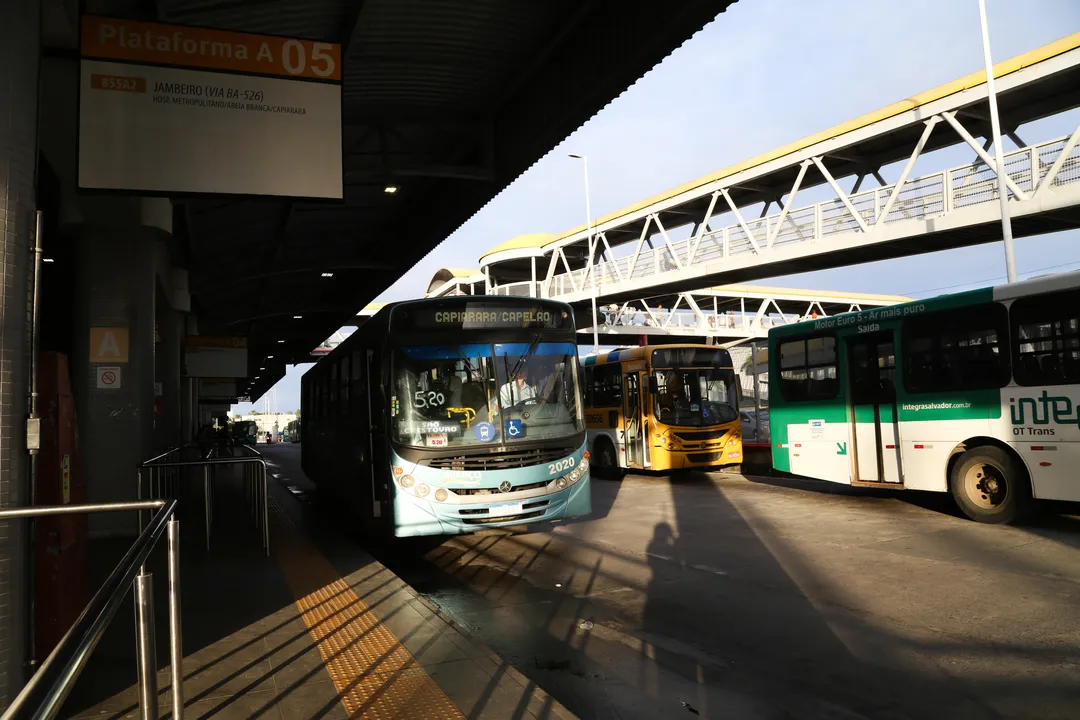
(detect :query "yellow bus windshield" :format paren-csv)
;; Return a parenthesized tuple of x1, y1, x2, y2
(652, 367, 739, 427)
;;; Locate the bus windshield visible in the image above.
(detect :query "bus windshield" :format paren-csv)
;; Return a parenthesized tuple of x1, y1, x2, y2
(653, 368, 739, 427)
(392, 341, 583, 448)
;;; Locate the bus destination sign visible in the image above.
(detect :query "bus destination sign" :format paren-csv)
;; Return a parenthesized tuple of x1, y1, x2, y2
(401, 305, 571, 331)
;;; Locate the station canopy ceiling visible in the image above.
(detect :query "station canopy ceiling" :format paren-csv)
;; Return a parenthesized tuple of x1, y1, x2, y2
(73, 0, 736, 401)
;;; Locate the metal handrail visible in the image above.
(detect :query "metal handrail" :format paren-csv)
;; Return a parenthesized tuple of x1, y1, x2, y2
(0, 500, 182, 720)
(138, 450, 270, 555)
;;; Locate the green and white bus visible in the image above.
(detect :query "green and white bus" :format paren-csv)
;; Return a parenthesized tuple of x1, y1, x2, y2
(768, 271, 1080, 524)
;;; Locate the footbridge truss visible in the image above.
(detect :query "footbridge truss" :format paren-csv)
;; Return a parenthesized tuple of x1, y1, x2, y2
(478, 32, 1080, 307)
(579, 284, 908, 346)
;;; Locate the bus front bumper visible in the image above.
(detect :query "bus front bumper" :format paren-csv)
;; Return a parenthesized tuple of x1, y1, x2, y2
(392, 474, 592, 538)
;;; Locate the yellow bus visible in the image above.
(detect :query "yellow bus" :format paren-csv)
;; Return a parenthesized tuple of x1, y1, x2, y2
(581, 344, 742, 476)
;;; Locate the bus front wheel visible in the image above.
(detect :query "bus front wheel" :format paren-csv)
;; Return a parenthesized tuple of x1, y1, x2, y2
(949, 446, 1032, 524)
(592, 437, 622, 480)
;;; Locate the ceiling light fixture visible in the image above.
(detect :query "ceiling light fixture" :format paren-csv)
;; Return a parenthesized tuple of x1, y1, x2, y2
(321, 272, 334, 278)
(293, 315, 302, 319)
(384, 184, 398, 194)
(43, 258, 55, 263)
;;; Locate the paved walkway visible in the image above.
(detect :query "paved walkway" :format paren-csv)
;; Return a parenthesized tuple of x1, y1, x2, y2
(64, 458, 575, 719)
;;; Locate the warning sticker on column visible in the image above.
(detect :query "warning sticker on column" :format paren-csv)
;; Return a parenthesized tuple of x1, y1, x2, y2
(78, 15, 342, 199)
(97, 366, 123, 389)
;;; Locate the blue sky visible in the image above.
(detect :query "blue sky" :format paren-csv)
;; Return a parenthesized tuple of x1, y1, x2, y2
(234, 0, 1080, 413)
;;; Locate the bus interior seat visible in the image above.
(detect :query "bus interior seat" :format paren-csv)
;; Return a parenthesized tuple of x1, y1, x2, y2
(448, 375, 463, 406)
(1063, 353, 1080, 381)
(1022, 354, 1042, 379)
(461, 382, 488, 414)
(1040, 353, 1061, 382)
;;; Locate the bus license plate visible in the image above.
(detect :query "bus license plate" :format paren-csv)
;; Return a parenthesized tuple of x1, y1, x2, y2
(488, 502, 523, 518)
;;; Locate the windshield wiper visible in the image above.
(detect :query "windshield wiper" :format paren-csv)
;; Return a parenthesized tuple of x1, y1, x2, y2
(453, 345, 476, 376)
(507, 335, 541, 382)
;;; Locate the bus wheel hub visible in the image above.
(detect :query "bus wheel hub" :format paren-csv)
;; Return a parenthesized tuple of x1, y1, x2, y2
(966, 464, 1004, 507)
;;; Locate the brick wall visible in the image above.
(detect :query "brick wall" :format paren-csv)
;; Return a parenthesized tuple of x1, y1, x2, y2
(0, 0, 41, 706)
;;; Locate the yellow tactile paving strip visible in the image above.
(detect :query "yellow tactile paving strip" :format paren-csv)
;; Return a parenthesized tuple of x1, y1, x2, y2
(269, 499, 465, 719)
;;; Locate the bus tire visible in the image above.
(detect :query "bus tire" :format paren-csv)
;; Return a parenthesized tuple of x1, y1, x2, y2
(592, 437, 622, 480)
(948, 446, 1032, 524)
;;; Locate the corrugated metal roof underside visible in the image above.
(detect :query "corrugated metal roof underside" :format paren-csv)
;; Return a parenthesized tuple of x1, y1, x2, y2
(81, 0, 739, 401)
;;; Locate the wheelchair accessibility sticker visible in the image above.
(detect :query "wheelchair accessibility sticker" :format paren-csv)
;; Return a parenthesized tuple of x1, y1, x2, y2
(505, 418, 524, 438)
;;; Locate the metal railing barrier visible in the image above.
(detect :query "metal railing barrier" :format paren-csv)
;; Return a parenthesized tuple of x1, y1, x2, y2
(138, 447, 269, 556)
(0, 499, 182, 720)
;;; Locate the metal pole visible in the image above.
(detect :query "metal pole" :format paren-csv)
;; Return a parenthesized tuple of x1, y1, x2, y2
(751, 341, 761, 441)
(203, 467, 210, 551)
(26, 210, 45, 671)
(166, 519, 184, 720)
(134, 572, 159, 720)
(262, 463, 270, 555)
(585, 158, 599, 354)
(978, 0, 1017, 283)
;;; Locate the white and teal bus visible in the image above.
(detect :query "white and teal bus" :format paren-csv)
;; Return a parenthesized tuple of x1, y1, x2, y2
(768, 270, 1080, 524)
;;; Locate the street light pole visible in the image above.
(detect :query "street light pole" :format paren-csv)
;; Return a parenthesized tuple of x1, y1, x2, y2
(569, 153, 599, 354)
(978, 0, 1017, 283)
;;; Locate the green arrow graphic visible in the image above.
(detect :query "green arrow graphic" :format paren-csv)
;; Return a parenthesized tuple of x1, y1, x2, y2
(836, 442, 847, 455)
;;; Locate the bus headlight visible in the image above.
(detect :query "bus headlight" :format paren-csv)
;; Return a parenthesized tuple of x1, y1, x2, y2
(555, 476, 568, 489)
(578, 458, 589, 473)
(434, 488, 448, 502)
(415, 483, 430, 497)
(399, 474, 415, 489)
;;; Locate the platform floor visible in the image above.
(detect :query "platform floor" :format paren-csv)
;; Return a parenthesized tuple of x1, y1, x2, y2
(64, 457, 574, 719)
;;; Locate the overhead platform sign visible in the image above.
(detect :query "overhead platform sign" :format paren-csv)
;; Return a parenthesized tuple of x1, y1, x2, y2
(185, 335, 247, 377)
(77, 15, 343, 199)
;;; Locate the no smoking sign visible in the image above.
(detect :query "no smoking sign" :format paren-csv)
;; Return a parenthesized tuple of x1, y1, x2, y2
(96, 366, 123, 390)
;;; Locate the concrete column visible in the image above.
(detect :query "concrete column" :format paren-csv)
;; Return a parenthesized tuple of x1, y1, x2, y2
(0, 0, 40, 705)
(154, 301, 183, 452)
(72, 226, 156, 537)
(163, 307, 183, 449)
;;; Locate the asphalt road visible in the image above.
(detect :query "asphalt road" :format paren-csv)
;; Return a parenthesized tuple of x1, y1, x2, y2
(261, 443, 1080, 720)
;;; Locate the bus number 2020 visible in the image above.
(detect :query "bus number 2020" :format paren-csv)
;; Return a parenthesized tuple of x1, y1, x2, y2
(548, 457, 576, 475)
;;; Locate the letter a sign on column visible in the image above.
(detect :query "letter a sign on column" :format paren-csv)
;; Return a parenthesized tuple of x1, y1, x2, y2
(90, 327, 129, 363)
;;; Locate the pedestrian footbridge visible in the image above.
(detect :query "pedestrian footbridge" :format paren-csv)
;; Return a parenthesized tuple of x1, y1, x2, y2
(479, 32, 1080, 307)
(580, 284, 909, 344)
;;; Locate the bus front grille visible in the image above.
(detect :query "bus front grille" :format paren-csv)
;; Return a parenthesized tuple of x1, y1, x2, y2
(461, 510, 546, 525)
(459, 500, 550, 516)
(673, 430, 730, 443)
(686, 451, 726, 464)
(423, 446, 574, 471)
(452, 479, 550, 496)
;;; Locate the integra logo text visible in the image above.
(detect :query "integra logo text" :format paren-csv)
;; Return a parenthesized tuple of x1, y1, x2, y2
(1009, 391, 1080, 428)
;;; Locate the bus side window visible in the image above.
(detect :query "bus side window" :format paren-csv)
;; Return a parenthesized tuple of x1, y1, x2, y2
(902, 303, 1009, 393)
(778, 336, 837, 401)
(592, 364, 623, 407)
(1010, 288, 1080, 386)
(351, 350, 364, 416)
